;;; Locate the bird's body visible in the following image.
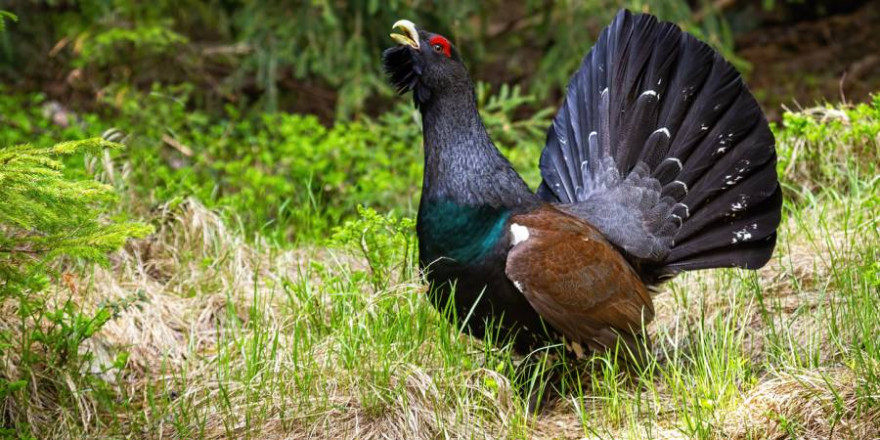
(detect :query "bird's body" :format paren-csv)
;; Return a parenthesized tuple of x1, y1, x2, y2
(383, 10, 781, 358)
(415, 85, 549, 351)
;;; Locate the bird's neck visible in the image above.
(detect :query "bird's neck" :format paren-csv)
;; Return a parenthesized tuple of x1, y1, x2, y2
(419, 85, 533, 208)
(416, 84, 536, 265)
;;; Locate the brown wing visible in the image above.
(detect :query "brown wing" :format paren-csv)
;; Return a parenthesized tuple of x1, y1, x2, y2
(505, 205, 654, 359)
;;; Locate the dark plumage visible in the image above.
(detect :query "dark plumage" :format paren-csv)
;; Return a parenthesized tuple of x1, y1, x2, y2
(382, 11, 781, 358)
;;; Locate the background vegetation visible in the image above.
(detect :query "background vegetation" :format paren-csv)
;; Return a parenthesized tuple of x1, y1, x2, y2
(1, 1, 879, 438)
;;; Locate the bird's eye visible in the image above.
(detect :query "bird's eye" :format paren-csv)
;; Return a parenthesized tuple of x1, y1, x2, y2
(428, 35, 452, 58)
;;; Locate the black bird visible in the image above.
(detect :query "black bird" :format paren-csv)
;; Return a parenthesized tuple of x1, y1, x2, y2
(382, 10, 782, 360)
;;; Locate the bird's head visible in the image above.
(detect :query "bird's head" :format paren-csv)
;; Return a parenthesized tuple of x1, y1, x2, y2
(382, 20, 468, 107)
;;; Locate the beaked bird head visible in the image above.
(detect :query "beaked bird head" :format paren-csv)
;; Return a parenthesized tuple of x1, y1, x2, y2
(382, 20, 468, 107)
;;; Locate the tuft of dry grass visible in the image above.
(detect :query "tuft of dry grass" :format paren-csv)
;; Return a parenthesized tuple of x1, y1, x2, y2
(727, 369, 880, 439)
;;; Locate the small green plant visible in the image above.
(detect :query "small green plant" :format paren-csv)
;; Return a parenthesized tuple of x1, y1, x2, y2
(331, 205, 416, 292)
(0, 138, 151, 437)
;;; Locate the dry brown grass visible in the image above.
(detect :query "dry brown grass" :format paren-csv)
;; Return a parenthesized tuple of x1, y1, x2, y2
(727, 369, 880, 439)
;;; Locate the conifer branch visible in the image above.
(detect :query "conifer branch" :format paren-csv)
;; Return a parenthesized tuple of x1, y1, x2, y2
(0, 138, 153, 286)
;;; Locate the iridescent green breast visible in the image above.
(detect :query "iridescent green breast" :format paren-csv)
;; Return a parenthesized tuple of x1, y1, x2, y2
(417, 200, 510, 265)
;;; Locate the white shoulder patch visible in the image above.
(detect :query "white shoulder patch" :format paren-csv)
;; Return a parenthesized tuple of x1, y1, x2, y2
(513, 280, 524, 292)
(510, 223, 530, 246)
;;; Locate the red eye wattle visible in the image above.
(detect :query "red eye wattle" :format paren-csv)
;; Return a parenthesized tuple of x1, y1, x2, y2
(429, 35, 452, 58)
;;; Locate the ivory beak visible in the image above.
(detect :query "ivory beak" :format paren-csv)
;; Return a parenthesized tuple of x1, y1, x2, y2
(390, 19, 419, 50)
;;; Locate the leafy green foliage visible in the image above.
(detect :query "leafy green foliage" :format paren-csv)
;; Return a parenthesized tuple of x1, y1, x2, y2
(0, 88, 100, 148)
(0, 81, 550, 242)
(89, 84, 427, 240)
(1, 1, 738, 118)
(774, 95, 880, 196)
(77, 24, 188, 67)
(0, 10, 16, 33)
(332, 206, 417, 292)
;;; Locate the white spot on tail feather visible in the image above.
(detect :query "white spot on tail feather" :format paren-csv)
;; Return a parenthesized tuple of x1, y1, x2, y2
(654, 127, 670, 137)
(730, 195, 749, 213)
(731, 228, 754, 244)
(510, 223, 530, 246)
(641, 90, 658, 98)
(724, 174, 743, 186)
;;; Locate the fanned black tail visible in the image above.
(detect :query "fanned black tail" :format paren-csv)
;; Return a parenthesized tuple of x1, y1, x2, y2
(537, 9, 782, 281)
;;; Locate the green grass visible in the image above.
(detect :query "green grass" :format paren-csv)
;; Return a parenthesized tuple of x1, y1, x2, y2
(2, 101, 879, 439)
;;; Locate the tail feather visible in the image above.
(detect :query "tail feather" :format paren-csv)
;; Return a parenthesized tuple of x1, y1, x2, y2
(655, 37, 715, 146)
(669, 187, 782, 264)
(677, 163, 780, 243)
(640, 128, 672, 170)
(676, 95, 769, 186)
(665, 232, 778, 272)
(618, 90, 661, 172)
(537, 9, 781, 279)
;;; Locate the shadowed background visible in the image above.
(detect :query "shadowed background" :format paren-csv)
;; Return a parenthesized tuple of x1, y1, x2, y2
(2, 0, 878, 121)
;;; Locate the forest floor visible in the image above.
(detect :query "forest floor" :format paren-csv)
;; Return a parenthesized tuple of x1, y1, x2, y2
(12, 103, 879, 439)
(738, 0, 880, 121)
